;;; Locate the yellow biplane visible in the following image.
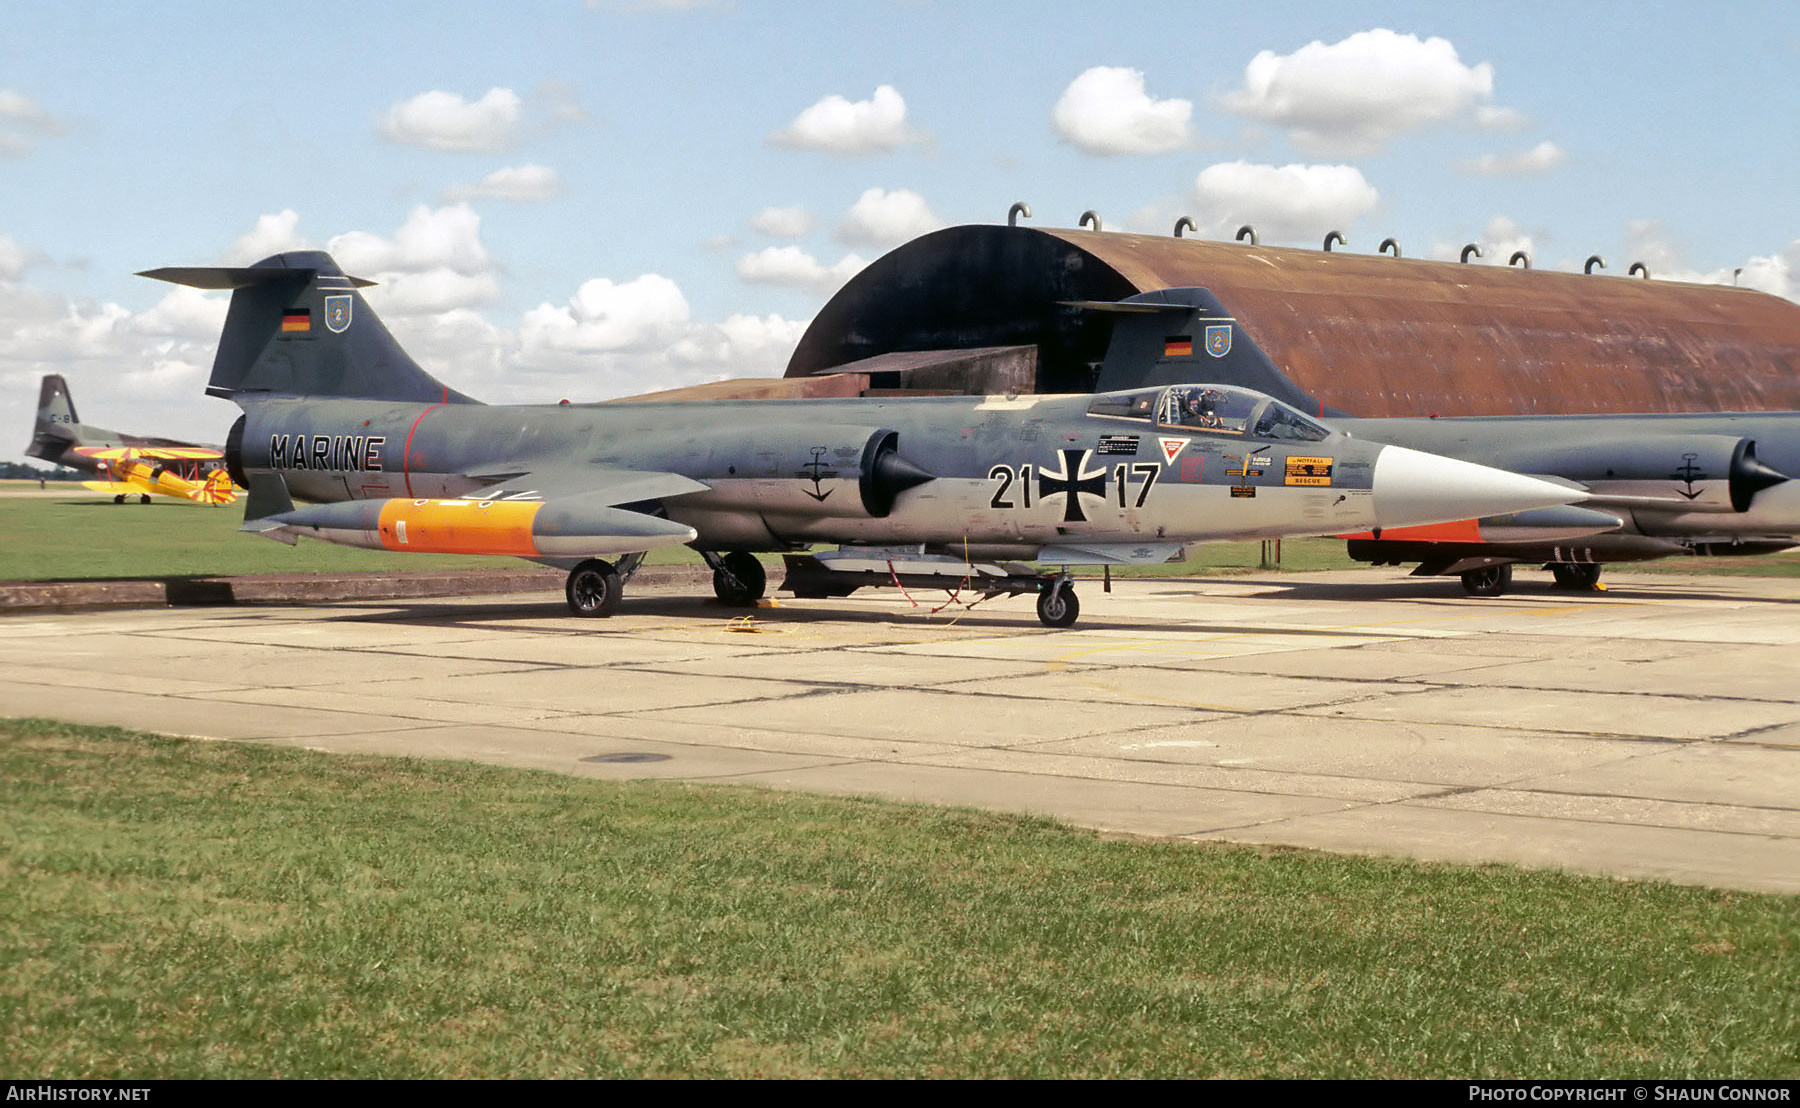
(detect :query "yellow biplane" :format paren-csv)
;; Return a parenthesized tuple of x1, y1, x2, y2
(75, 446, 240, 505)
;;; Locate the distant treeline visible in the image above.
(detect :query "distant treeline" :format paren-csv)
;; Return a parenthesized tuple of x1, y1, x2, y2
(0, 462, 81, 481)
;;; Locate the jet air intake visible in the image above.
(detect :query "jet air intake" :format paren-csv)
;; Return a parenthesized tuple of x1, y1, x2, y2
(682, 425, 934, 519)
(1492, 435, 1788, 513)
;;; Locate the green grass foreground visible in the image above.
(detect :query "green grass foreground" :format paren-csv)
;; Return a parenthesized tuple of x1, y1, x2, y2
(2, 719, 1794, 1079)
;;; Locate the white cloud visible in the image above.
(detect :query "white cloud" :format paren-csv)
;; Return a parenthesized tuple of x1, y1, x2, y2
(1620, 219, 1687, 279)
(770, 85, 927, 155)
(1614, 224, 1799, 299)
(668, 313, 810, 372)
(222, 210, 307, 265)
(1475, 105, 1531, 131)
(0, 235, 41, 279)
(443, 164, 563, 203)
(0, 88, 62, 157)
(1736, 246, 1796, 300)
(1051, 66, 1193, 156)
(498, 272, 808, 400)
(363, 269, 504, 317)
(734, 246, 868, 294)
(1223, 29, 1499, 156)
(1458, 140, 1566, 177)
(326, 205, 490, 278)
(1190, 161, 1379, 244)
(376, 88, 523, 153)
(520, 274, 691, 358)
(536, 79, 589, 124)
(130, 286, 229, 339)
(751, 206, 815, 238)
(1480, 215, 1537, 267)
(834, 188, 942, 248)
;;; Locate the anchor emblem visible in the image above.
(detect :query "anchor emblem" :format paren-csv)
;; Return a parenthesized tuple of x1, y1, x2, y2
(799, 447, 834, 503)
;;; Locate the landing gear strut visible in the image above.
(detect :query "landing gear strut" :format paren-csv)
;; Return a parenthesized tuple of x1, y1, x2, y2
(565, 558, 622, 617)
(1460, 563, 1513, 597)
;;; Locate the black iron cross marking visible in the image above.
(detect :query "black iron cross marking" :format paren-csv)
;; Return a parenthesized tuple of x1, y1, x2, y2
(1037, 448, 1107, 522)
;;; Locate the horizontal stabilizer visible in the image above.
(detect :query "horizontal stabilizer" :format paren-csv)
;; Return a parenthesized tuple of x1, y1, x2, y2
(139, 266, 376, 290)
(1059, 300, 1195, 315)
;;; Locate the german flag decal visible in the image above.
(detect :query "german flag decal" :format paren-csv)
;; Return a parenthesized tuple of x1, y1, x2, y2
(1163, 336, 1193, 358)
(281, 309, 311, 333)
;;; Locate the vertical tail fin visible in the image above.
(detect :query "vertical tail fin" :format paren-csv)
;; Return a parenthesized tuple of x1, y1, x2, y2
(1084, 287, 1343, 417)
(139, 251, 480, 405)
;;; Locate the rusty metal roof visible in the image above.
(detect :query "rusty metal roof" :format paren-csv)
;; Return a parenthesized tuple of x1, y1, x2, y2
(786, 225, 1800, 416)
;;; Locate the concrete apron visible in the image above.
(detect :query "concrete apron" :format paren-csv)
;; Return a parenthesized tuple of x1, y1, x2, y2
(2, 568, 1797, 894)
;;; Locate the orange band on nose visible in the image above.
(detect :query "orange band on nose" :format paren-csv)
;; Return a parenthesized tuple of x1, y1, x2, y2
(377, 499, 543, 555)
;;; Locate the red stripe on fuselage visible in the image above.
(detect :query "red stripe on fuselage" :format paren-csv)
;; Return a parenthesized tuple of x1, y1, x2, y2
(401, 387, 450, 499)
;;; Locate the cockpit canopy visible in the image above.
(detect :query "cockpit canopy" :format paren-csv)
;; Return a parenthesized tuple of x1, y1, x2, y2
(1086, 384, 1332, 442)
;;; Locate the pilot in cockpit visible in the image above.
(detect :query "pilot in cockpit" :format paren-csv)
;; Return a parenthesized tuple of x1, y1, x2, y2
(1183, 388, 1224, 429)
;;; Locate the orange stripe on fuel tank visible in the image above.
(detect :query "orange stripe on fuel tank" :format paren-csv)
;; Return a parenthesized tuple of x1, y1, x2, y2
(1336, 518, 1485, 543)
(377, 498, 543, 556)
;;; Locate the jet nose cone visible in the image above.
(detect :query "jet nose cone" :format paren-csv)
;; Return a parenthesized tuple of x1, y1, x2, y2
(1372, 445, 1584, 528)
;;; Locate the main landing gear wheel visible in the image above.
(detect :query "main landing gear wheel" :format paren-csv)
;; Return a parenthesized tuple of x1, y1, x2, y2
(1036, 584, 1080, 628)
(139, 495, 151, 505)
(565, 558, 623, 617)
(1460, 563, 1513, 598)
(113, 494, 125, 504)
(1550, 562, 1603, 590)
(712, 551, 766, 605)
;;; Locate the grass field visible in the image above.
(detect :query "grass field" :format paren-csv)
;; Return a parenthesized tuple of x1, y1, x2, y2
(2, 718, 1795, 1079)
(7, 480, 1800, 584)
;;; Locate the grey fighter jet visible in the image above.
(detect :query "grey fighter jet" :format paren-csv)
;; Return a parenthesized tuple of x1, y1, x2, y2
(142, 252, 1585, 626)
(1085, 286, 1800, 595)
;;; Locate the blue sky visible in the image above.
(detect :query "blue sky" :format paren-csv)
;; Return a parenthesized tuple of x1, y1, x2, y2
(5, 0, 1798, 463)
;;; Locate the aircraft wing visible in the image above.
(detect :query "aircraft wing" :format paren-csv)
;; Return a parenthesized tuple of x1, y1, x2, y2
(81, 480, 139, 494)
(462, 464, 712, 507)
(73, 445, 224, 462)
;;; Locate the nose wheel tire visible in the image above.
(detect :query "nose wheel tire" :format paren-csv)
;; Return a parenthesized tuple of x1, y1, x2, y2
(712, 551, 767, 605)
(1460, 563, 1513, 597)
(1036, 584, 1080, 628)
(566, 558, 623, 617)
